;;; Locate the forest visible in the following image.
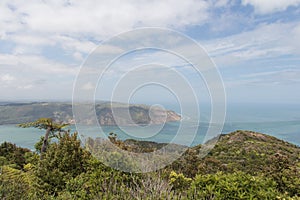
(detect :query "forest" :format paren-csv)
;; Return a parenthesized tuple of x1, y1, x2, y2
(0, 119, 299, 199)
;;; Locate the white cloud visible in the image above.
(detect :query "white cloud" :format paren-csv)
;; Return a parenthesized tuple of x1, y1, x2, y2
(0, 3, 23, 33)
(73, 52, 84, 61)
(0, 0, 299, 102)
(17, 84, 33, 90)
(226, 69, 300, 89)
(0, 73, 34, 91)
(0, 54, 19, 65)
(54, 35, 97, 54)
(203, 22, 300, 66)
(241, 69, 299, 78)
(8, 34, 54, 46)
(81, 82, 95, 90)
(0, 54, 78, 75)
(93, 45, 124, 55)
(0, 74, 16, 82)
(2, 0, 209, 39)
(242, 0, 300, 14)
(0, 53, 79, 96)
(0, 0, 210, 60)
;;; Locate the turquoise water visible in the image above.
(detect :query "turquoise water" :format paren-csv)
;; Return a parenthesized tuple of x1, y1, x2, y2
(1, 104, 300, 150)
(0, 120, 299, 150)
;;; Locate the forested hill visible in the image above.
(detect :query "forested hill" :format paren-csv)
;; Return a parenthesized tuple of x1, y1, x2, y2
(0, 130, 299, 199)
(170, 130, 300, 177)
(0, 102, 181, 126)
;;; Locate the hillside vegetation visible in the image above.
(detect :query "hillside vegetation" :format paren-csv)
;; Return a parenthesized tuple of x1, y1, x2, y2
(0, 129, 299, 199)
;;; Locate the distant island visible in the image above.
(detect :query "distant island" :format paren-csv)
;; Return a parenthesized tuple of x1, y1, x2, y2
(0, 102, 181, 126)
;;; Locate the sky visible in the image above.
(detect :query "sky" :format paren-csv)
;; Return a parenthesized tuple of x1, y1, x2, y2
(0, 0, 300, 105)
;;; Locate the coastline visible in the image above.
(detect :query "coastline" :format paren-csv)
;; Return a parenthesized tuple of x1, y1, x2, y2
(1, 120, 299, 149)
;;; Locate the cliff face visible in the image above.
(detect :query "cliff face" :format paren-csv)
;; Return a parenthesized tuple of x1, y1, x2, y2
(0, 102, 181, 126)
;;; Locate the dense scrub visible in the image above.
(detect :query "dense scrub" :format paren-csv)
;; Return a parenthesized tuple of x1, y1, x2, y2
(0, 130, 299, 199)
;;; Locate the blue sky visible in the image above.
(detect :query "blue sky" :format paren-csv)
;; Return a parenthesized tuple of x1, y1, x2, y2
(0, 0, 300, 104)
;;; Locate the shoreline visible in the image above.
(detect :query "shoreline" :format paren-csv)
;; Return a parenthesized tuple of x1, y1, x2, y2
(0, 122, 299, 149)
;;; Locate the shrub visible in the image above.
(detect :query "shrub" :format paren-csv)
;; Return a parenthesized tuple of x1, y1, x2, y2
(188, 171, 281, 200)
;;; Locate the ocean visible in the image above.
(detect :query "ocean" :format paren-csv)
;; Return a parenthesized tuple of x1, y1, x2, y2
(0, 103, 299, 150)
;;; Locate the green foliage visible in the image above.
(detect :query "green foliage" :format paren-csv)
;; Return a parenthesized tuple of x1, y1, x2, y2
(0, 166, 29, 199)
(170, 147, 206, 177)
(34, 132, 90, 196)
(86, 137, 140, 172)
(0, 130, 299, 199)
(0, 165, 39, 199)
(0, 156, 8, 166)
(0, 142, 31, 169)
(170, 130, 300, 177)
(18, 118, 69, 138)
(18, 118, 70, 158)
(64, 166, 134, 199)
(188, 171, 281, 200)
(169, 171, 192, 191)
(265, 153, 300, 197)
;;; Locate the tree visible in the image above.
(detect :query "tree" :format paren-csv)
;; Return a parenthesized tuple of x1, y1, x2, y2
(18, 118, 69, 159)
(34, 132, 91, 196)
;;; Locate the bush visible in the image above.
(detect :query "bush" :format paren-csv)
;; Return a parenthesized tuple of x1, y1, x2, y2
(34, 132, 91, 196)
(188, 171, 281, 200)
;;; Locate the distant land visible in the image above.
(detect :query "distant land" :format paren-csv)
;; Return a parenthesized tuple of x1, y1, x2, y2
(0, 102, 181, 126)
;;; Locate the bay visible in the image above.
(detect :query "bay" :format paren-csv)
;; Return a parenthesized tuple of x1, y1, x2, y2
(0, 120, 299, 151)
(1, 103, 299, 150)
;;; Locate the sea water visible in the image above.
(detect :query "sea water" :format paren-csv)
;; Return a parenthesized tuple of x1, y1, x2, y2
(0, 103, 299, 150)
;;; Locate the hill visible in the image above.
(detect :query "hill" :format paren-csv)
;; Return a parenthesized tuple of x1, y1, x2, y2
(0, 102, 181, 126)
(170, 130, 300, 177)
(0, 130, 299, 199)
